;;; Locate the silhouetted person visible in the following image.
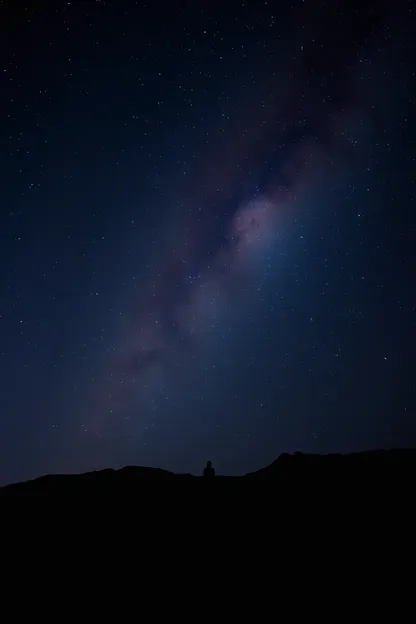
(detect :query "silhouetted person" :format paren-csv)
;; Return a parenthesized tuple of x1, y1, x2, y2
(203, 461, 215, 478)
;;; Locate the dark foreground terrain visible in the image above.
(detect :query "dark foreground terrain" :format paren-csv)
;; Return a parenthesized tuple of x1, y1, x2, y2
(1, 449, 415, 494)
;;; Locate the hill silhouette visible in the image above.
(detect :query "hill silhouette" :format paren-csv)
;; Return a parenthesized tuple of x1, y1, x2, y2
(0, 449, 415, 494)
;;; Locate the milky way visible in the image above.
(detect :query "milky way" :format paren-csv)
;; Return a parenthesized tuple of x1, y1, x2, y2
(94, 10, 387, 429)
(1, 0, 414, 484)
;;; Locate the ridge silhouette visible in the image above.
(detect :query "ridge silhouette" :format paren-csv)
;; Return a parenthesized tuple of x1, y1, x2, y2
(0, 449, 415, 493)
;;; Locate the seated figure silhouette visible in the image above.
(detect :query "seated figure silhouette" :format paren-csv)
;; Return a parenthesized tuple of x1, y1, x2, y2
(203, 461, 215, 478)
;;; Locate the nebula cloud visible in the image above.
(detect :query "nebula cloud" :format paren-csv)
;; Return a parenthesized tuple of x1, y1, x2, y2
(85, 1, 395, 432)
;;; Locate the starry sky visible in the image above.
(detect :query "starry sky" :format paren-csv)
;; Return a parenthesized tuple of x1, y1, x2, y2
(0, 0, 415, 484)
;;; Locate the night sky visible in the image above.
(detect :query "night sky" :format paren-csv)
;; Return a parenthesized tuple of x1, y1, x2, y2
(0, 0, 415, 484)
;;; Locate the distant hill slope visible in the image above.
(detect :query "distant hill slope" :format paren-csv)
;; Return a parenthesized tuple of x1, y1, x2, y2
(1, 449, 415, 493)
(245, 448, 416, 481)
